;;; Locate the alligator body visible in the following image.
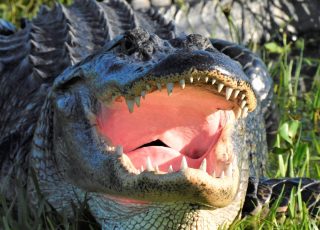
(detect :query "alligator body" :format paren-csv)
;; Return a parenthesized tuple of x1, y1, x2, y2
(0, 0, 319, 229)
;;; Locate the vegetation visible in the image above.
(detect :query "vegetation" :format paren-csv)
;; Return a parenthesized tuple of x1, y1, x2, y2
(0, 0, 319, 229)
(0, 0, 72, 27)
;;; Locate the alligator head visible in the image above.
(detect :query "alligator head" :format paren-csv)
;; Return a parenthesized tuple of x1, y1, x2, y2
(31, 28, 262, 229)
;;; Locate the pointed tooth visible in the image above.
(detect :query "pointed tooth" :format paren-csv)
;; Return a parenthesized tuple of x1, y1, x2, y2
(156, 83, 162, 91)
(242, 106, 248, 118)
(189, 77, 194, 83)
(241, 94, 246, 100)
(121, 152, 128, 160)
(137, 169, 141, 174)
(240, 100, 247, 108)
(120, 153, 137, 172)
(199, 158, 207, 172)
(212, 171, 216, 178)
(141, 165, 144, 172)
(141, 91, 146, 99)
(147, 156, 154, 171)
(225, 87, 233, 100)
(220, 171, 225, 178)
(226, 163, 232, 177)
(167, 82, 174, 96)
(125, 99, 134, 113)
(211, 79, 216, 85)
(233, 90, 240, 99)
(155, 164, 160, 173)
(205, 77, 209, 83)
(116, 145, 123, 155)
(168, 165, 173, 173)
(179, 79, 186, 89)
(106, 146, 113, 151)
(197, 77, 201, 81)
(217, 83, 224, 92)
(135, 96, 141, 107)
(181, 156, 188, 170)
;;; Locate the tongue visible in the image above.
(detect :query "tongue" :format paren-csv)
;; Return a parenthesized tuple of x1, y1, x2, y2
(127, 146, 209, 172)
(127, 146, 181, 171)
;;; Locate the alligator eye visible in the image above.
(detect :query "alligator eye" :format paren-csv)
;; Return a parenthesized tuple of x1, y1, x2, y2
(123, 40, 136, 54)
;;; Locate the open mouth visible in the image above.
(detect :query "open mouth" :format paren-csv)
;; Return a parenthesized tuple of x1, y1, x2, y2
(95, 70, 255, 207)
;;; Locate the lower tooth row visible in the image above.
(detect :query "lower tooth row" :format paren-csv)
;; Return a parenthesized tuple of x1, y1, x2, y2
(118, 150, 233, 178)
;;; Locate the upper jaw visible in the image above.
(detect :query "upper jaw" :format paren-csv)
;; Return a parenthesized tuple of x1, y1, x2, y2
(89, 43, 257, 112)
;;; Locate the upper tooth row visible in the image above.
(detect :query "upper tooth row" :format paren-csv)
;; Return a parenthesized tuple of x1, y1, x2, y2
(125, 78, 248, 114)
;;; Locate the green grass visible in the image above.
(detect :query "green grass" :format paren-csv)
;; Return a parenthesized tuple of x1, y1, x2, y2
(0, 1, 319, 229)
(231, 34, 320, 229)
(0, 0, 72, 27)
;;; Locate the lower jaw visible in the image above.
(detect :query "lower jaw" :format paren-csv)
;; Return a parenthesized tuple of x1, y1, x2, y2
(90, 177, 246, 230)
(96, 152, 241, 209)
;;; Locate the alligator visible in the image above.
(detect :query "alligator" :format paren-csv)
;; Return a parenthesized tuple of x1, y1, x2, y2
(0, 0, 319, 229)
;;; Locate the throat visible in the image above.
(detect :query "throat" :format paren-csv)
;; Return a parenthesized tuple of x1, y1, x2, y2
(134, 139, 170, 149)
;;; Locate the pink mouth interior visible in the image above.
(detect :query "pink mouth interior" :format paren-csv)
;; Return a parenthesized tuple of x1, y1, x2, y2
(97, 87, 236, 175)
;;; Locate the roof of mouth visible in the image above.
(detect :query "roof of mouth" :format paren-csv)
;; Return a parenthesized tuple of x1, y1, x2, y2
(123, 69, 257, 113)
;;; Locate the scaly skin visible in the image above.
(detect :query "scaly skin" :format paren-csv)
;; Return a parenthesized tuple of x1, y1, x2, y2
(28, 27, 268, 228)
(0, 0, 318, 229)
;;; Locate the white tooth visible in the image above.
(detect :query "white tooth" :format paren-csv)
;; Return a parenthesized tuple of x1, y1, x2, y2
(197, 77, 201, 81)
(199, 158, 207, 172)
(179, 79, 186, 89)
(121, 152, 128, 160)
(226, 163, 232, 177)
(189, 77, 194, 83)
(116, 145, 123, 155)
(240, 100, 247, 108)
(233, 90, 240, 99)
(106, 146, 112, 151)
(211, 79, 216, 85)
(141, 91, 146, 99)
(241, 94, 246, 100)
(125, 99, 134, 113)
(205, 77, 209, 83)
(135, 96, 140, 107)
(121, 153, 137, 173)
(168, 165, 174, 173)
(218, 83, 224, 92)
(220, 171, 225, 178)
(137, 169, 141, 174)
(212, 171, 216, 178)
(167, 82, 174, 96)
(242, 106, 248, 118)
(155, 164, 160, 173)
(147, 156, 154, 171)
(156, 83, 162, 91)
(181, 156, 188, 170)
(225, 87, 233, 100)
(141, 165, 144, 172)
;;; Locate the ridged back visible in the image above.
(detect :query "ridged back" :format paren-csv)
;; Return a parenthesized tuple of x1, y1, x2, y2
(0, 0, 175, 186)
